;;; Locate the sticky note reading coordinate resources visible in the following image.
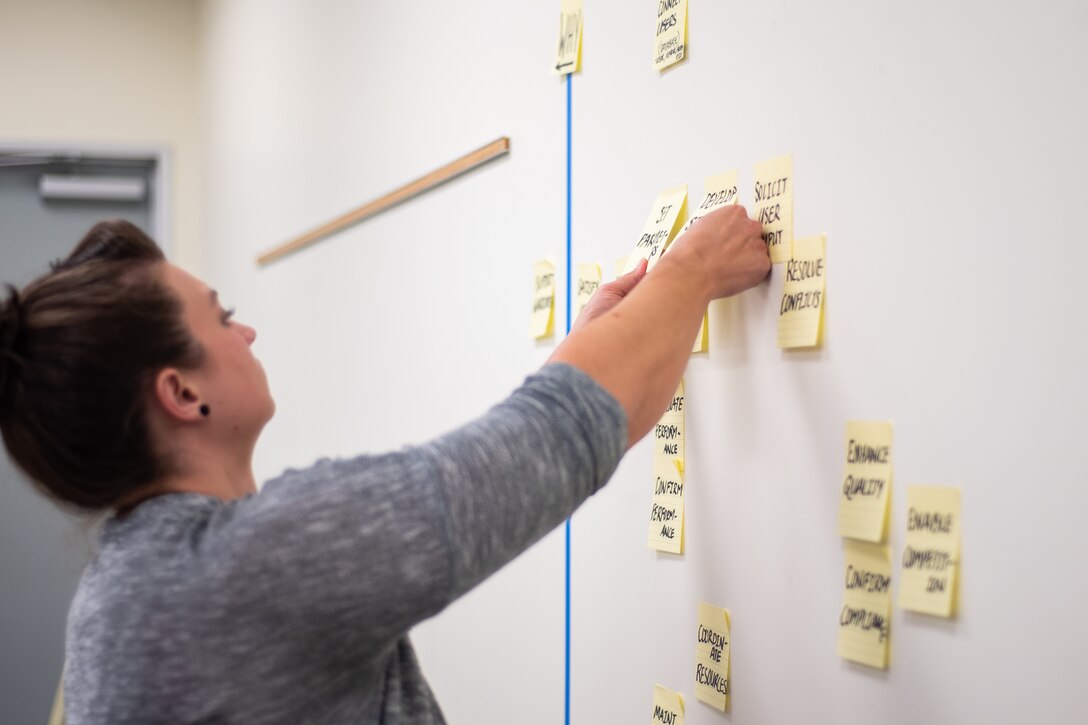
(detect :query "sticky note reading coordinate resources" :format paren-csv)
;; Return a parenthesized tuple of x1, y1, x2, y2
(838, 540, 892, 669)
(554, 0, 583, 74)
(624, 186, 688, 274)
(574, 263, 601, 321)
(694, 603, 731, 710)
(753, 154, 793, 263)
(899, 486, 961, 617)
(837, 421, 893, 542)
(777, 235, 826, 349)
(651, 684, 685, 725)
(531, 260, 556, 339)
(648, 380, 685, 554)
(653, 0, 687, 70)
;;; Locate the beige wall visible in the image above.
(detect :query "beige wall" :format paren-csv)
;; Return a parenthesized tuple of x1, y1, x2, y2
(0, 0, 203, 271)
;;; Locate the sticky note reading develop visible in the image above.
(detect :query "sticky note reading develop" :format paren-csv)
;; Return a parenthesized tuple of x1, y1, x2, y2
(624, 186, 688, 274)
(531, 260, 555, 339)
(648, 380, 684, 554)
(694, 603, 731, 710)
(837, 421, 893, 542)
(777, 235, 826, 349)
(838, 540, 892, 669)
(753, 154, 793, 263)
(653, 0, 687, 70)
(899, 486, 961, 617)
(554, 0, 583, 74)
(574, 263, 601, 322)
(651, 684, 685, 725)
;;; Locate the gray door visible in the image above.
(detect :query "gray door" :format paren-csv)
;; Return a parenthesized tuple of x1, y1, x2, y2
(0, 154, 154, 723)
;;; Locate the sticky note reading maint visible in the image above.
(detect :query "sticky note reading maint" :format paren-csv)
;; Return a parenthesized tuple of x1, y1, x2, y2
(554, 0, 583, 74)
(531, 260, 556, 339)
(777, 235, 826, 349)
(651, 684, 685, 725)
(838, 540, 892, 669)
(899, 486, 961, 617)
(648, 380, 684, 554)
(753, 154, 793, 263)
(838, 421, 893, 542)
(653, 0, 687, 70)
(624, 186, 688, 274)
(574, 263, 601, 322)
(694, 602, 731, 710)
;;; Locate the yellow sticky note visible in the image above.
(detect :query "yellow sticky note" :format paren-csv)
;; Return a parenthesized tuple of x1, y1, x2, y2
(614, 256, 628, 280)
(899, 486, 961, 617)
(648, 380, 685, 554)
(530, 260, 556, 339)
(753, 154, 793, 263)
(653, 0, 687, 71)
(650, 684, 685, 725)
(777, 234, 826, 349)
(624, 186, 688, 274)
(554, 0, 583, 74)
(695, 603, 731, 710)
(837, 421, 893, 542)
(574, 262, 601, 322)
(838, 540, 892, 669)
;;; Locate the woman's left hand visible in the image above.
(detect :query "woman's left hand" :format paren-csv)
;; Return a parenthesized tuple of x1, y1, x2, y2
(570, 258, 648, 333)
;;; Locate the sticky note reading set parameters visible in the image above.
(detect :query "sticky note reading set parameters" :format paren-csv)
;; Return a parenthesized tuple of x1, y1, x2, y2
(838, 540, 892, 669)
(653, 0, 687, 70)
(838, 421, 893, 542)
(623, 186, 688, 274)
(651, 684, 685, 725)
(753, 154, 793, 263)
(777, 235, 826, 349)
(530, 260, 556, 339)
(899, 486, 961, 617)
(574, 263, 601, 322)
(694, 602, 731, 710)
(554, 0, 583, 74)
(648, 380, 685, 554)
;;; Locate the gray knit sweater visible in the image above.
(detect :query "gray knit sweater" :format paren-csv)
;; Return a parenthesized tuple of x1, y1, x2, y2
(63, 364, 626, 724)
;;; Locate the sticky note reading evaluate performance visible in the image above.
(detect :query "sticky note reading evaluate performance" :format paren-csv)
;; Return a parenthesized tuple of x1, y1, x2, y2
(777, 235, 826, 349)
(653, 0, 687, 70)
(837, 421, 893, 542)
(899, 486, 961, 617)
(530, 260, 555, 339)
(623, 186, 688, 274)
(753, 154, 793, 263)
(554, 0, 583, 74)
(838, 540, 892, 669)
(574, 263, 601, 322)
(648, 380, 684, 554)
(651, 684, 685, 725)
(694, 603, 731, 710)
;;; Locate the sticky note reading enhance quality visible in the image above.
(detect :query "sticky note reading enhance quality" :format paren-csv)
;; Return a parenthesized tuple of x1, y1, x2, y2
(653, 0, 687, 70)
(837, 421, 893, 542)
(777, 235, 826, 349)
(753, 154, 793, 263)
(624, 186, 688, 274)
(648, 380, 684, 554)
(554, 0, 583, 74)
(899, 486, 961, 617)
(651, 684, 685, 725)
(574, 263, 601, 322)
(838, 540, 892, 669)
(694, 603, 731, 710)
(530, 260, 556, 339)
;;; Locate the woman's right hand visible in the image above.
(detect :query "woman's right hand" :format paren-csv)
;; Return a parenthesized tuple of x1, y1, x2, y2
(665, 204, 771, 301)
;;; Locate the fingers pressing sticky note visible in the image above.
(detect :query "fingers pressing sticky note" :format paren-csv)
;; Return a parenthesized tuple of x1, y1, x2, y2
(623, 186, 688, 275)
(777, 235, 826, 349)
(531, 260, 556, 339)
(899, 486, 961, 617)
(753, 154, 793, 263)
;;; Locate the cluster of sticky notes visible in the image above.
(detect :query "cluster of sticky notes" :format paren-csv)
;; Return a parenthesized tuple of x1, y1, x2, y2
(899, 486, 961, 617)
(838, 540, 893, 669)
(694, 602, 731, 710)
(554, 0, 583, 74)
(776, 234, 826, 348)
(650, 684, 685, 725)
(530, 260, 556, 339)
(623, 186, 688, 274)
(647, 380, 685, 554)
(837, 422, 893, 542)
(653, 0, 687, 70)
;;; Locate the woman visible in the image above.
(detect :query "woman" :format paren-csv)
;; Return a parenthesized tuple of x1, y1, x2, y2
(0, 208, 768, 724)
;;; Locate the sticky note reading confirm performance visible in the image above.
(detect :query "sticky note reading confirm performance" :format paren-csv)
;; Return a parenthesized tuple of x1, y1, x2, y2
(899, 486, 961, 617)
(838, 540, 892, 669)
(753, 154, 793, 263)
(648, 380, 684, 554)
(531, 260, 556, 339)
(574, 263, 601, 322)
(554, 0, 583, 74)
(838, 421, 893, 542)
(651, 684, 685, 725)
(777, 235, 826, 348)
(653, 0, 687, 70)
(694, 602, 731, 710)
(624, 186, 688, 274)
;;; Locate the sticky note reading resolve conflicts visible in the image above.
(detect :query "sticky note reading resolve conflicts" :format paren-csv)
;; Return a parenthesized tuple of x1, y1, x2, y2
(554, 0, 583, 74)
(777, 235, 826, 349)
(530, 260, 555, 339)
(838, 421, 893, 542)
(574, 263, 601, 321)
(651, 684, 685, 725)
(653, 0, 687, 70)
(838, 540, 892, 669)
(753, 154, 793, 263)
(694, 603, 731, 710)
(648, 380, 685, 554)
(624, 186, 688, 274)
(899, 486, 961, 617)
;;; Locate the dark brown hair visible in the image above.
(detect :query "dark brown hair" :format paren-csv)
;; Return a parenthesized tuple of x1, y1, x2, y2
(0, 220, 203, 512)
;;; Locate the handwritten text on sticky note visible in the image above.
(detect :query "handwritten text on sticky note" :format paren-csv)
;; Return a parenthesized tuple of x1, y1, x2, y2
(653, 0, 687, 70)
(555, 0, 583, 74)
(648, 381, 685, 554)
(624, 186, 688, 274)
(574, 262, 601, 322)
(838, 540, 892, 669)
(777, 235, 826, 348)
(899, 486, 961, 617)
(694, 602, 731, 710)
(838, 421, 893, 542)
(531, 260, 556, 339)
(651, 684, 685, 725)
(753, 154, 793, 263)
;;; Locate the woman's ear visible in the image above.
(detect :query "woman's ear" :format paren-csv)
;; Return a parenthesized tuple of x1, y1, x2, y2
(152, 368, 203, 422)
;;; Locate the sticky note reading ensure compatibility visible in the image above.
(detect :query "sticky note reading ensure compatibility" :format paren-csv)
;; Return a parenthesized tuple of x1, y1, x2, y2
(838, 421, 893, 542)
(899, 486, 961, 617)
(554, 0, 583, 74)
(653, 0, 687, 70)
(574, 263, 601, 322)
(648, 380, 685, 554)
(694, 603, 731, 710)
(624, 186, 688, 274)
(651, 684, 685, 725)
(838, 540, 892, 669)
(530, 260, 556, 339)
(753, 154, 793, 263)
(777, 235, 826, 349)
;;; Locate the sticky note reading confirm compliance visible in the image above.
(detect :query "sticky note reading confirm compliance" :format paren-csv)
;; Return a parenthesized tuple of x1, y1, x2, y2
(651, 684, 685, 725)
(653, 0, 687, 70)
(574, 263, 601, 322)
(899, 486, 961, 617)
(554, 0, 583, 74)
(530, 260, 555, 339)
(777, 234, 826, 349)
(838, 540, 892, 669)
(694, 602, 731, 710)
(623, 186, 688, 274)
(648, 380, 684, 554)
(753, 154, 793, 263)
(838, 421, 893, 542)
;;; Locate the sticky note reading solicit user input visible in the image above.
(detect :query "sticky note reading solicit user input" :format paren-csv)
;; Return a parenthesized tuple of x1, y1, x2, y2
(530, 260, 556, 339)
(899, 486, 961, 618)
(753, 154, 793, 263)
(574, 263, 601, 322)
(838, 421, 893, 542)
(838, 540, 892, 669)
(650, 684, 685, 725)
(653, 0, 687, 70)
(694, 603, 731, 710)
(554, 0, 583, 74)
(777, 235, 826, 349)
(648, 380, 685, 554)
(623, 186, 688, 275)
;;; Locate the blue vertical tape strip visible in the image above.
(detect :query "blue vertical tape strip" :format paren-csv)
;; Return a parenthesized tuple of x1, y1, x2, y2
(564, 72, 573, 725)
